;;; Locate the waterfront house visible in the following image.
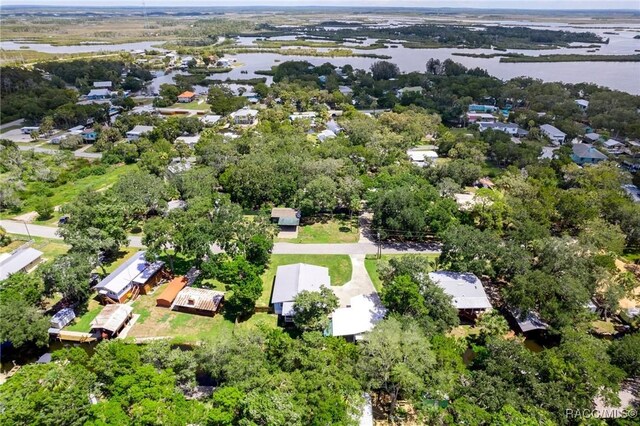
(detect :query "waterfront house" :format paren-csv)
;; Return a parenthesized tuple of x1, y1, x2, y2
(94, 251, 164, 303)
(177, 91, 196, 103)
(540, 124, 566, 145)
(271, 263, 331, 322)
(571, 143, 607, 165)
(90, 304, 133, 339)
(428, 271, 492, 318)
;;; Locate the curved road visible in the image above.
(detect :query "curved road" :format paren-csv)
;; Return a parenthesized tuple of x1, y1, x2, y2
(0, 219, 440, 255)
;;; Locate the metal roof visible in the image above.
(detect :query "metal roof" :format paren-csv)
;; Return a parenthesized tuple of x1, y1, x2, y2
(0, 246, 43, 281)
(127, 125, 155, 135)
(91, 304, 133, 333)
(330, 294, 386, 337)
(172, 287, 224, 312)
(278, 217, 300, 226)
(428, 271, 492, 310)
(94, 251, 163, 296)
(271, 263, 330, 304)
(540, 124, 566, 137)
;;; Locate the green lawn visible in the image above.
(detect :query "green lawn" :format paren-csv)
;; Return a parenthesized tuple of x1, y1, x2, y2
(66, 299, 102, 332)
(258, 254, 353, 307)
(127, 281, 277, 343)
(101, 247, 139, 274)
(4, 236, 71, 261)
(364, 254, 439, 291)
(278, 215, 359, 244)
(168, 101, 210, 111)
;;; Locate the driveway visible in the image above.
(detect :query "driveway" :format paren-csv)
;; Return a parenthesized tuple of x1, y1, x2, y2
(332, 254, 380, 307)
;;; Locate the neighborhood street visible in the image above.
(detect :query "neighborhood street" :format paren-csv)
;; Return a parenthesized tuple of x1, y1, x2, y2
(0, 219, 440, 255)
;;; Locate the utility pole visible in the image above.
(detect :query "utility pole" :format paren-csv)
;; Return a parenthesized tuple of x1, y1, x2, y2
(376, 231, 381, 259)
(23, 220, 32, 240)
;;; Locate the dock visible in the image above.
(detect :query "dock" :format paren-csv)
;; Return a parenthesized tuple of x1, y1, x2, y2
(49, 329, 98, 343)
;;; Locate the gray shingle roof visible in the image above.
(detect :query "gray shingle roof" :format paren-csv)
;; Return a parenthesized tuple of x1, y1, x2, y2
(271, 263, 330, 304)
(572, 143, 607, 160)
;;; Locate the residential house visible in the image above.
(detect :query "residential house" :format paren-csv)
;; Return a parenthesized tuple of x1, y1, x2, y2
(289, 111, 317, 123)
(271, 263, 331, 322)
(175, 135, 200, 148)
(271, 208, 301, 235)
(571, 143, 607, 165)
(428, 271, 492, 318)
(328, 294, 386, 342)
(171, 287, 225, 316)
(90, 304, 133, 339)
(397, 86, 424, 97)
(540, 124, 566, 145)
(317, 129, 337, 142)
(50, 308, 76, 330)
(407, 149, 438, 167)
(478, 121, 528, 137)
(177, 91, 196, 103)
(326, 119, 342, 134)
(583, 132, 601, 143)
(468, 104, 498, 113)
(167, 157, 194, 176)
(200, 114, 222, 125)
(82, 128, 98, 143)
(93, 81, 113, 89)
(466, 113, 496, 124)
(86, 88, 110, 100)
(230, 107, 259, 125)
(94, 251, 164, 303)
(602, 139, 624, 154)
(622, 184, 640, 203)
(575, 99, 589, 111)
(338, 86, 353, 96)
(126, 125, 155, 141)
(0, 246, 43, 281)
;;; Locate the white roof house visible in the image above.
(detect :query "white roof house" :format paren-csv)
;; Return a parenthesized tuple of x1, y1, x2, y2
(126, 125, 155, 141)
(317, 129, 337, 142)
(200, 114, 222, 125)
(540, 124, 566, 145)
(230, 107, 259, 125)
(290, 111, 317, 122)
(428, 271, 492, 312)
(329, 294, 386, 340)
(94, 251, 164, 302)
(0, 246, 43, 281)
(407, 149, 438, 167)
(87, 88, 110, 99)
(175, 135, 200, 148)
(271, 263, 330, 318)
(93, 81, 113, 89)
(575, 99, 589, 110)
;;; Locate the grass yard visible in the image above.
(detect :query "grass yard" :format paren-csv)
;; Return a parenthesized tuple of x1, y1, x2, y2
(66, 299, 103, 332)
(6, 163, 137, 219)
(168, 101, 210, 111)
(365, 254, 439, 291)
(101, 247, 139, 274)
(30, 237, 70, 261)
(258, 254, 353, 307)
(127, 281, 277, 343)
(277, 215, 359, 244)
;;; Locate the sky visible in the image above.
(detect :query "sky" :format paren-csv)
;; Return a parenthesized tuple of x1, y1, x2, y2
(1, 0, 638, 10)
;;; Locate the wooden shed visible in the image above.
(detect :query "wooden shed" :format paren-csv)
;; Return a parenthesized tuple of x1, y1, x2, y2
(157, 276, 187, 307)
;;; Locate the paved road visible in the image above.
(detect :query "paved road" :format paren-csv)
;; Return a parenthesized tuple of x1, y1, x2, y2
(1, 220, 439, 255)
(16, 144, 103, 159)
(0, 119, 24, 131)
